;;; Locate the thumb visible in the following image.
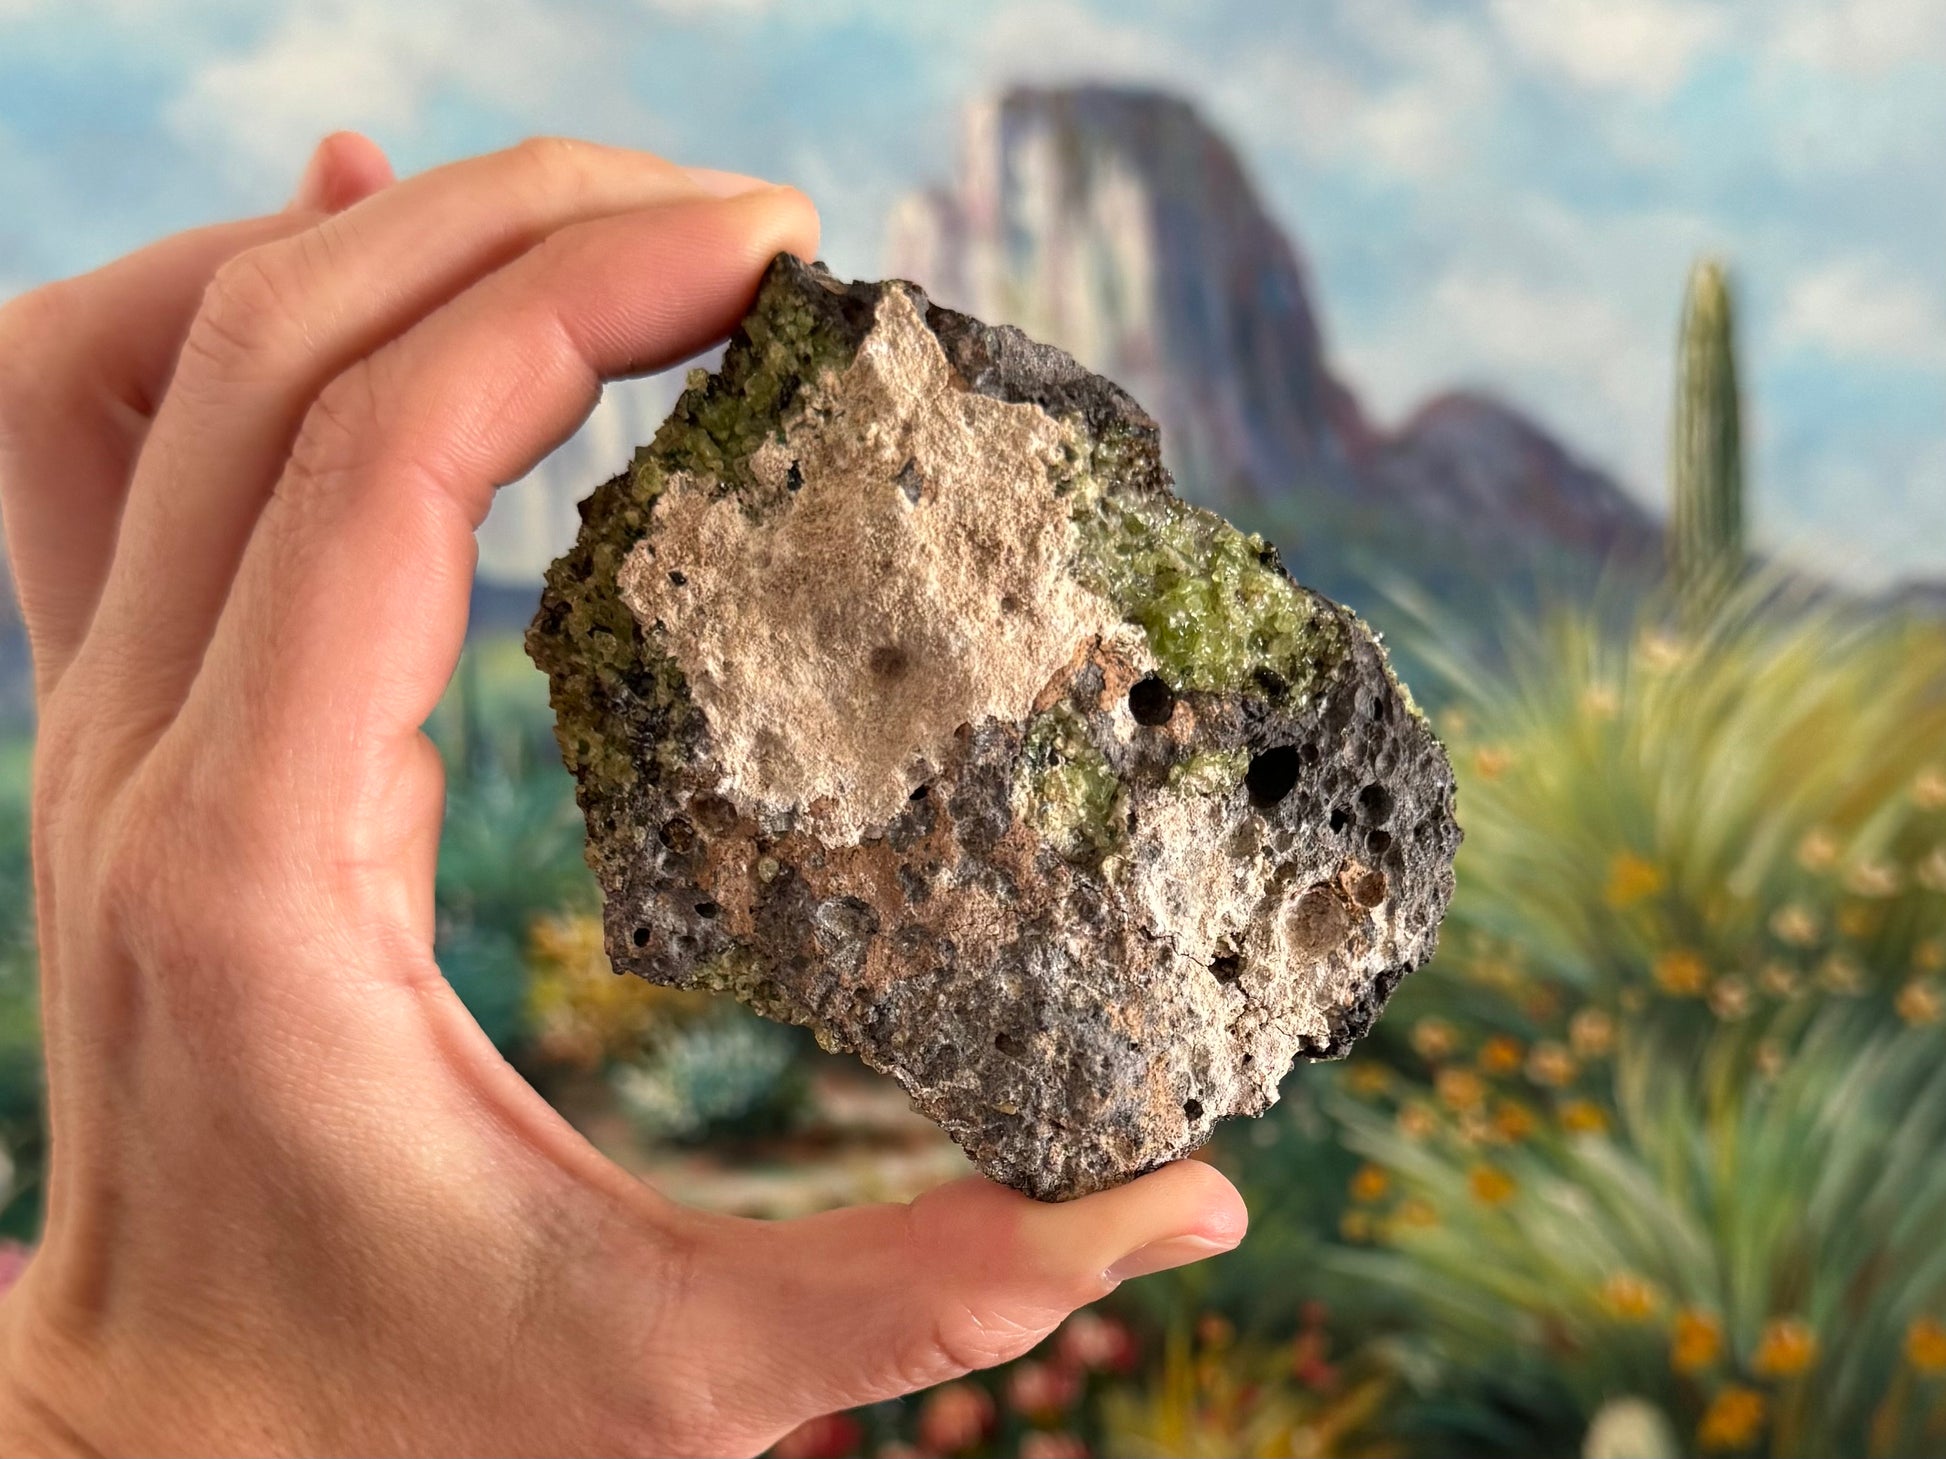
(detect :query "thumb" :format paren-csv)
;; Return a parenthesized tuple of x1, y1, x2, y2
(681, 1160, 1245, 1441)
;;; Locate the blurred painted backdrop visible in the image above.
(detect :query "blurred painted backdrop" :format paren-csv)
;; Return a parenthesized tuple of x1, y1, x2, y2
(3, 4, 1946, 1458)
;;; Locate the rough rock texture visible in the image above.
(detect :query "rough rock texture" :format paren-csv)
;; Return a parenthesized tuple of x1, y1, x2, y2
(527, 254, 1461, 1200)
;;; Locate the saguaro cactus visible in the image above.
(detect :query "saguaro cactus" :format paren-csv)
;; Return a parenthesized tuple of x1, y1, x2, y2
(1669, 258, 1745, 616)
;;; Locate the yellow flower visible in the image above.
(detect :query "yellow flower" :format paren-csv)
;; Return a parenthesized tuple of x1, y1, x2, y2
(1602, 1272, 1659, 1321)
(1344, 1061, 1392, 1097)
(1441, 706, 1472, 740)
(1708, 976, 1752, 1022)
(1605, 852, 1665, 909)
(1468, 1165, 1516, 1206)
(1398, 1196, 1439, 1229)
(1846, 860, 1902, 898)
(1479, 1035, 1525, 1075)
(1752, 1317, 1819, 1378)
(1560, 1099, 1610, 1135)
(1796, 828, 1840, 872)
(1670, 1309, 1724, 1373)
(1906, 1315, 1946, 1373)
(1398, 1101, 1439, 1140)
(1770, 904, 1820, 947)
(1411, 1017, 1459, 1061)
(1697, 1386, 1766, 1451)
(1569, 1007, 1616, 1058)
(1918, 846, 1946, 894)
(1437, 1068, 1488, 1112)
(1581, 683, 1621, 720)
(1897, 980, 1943, 1027)
(1349, 1164, 1391, 1203)
(1339, 1209, 1374, 1243)
(1653, 949, 1709, 997)
(1755, 1039, 1787, 1078)
(1492, 1100, 1537, 1142)
(1758, 961, 1801, 999)
(1472, 746, 1513, 781)
(1917, 938, 1946, 973)
(1819, 952, 1866, 995)
(1913, 766, 1946, 810)
(1525, 1041, 1578, 1087)
(1637, 629, 1691, 671)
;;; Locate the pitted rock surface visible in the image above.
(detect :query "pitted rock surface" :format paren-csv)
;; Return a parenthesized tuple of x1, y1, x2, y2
(528, 255, 1461, 1200)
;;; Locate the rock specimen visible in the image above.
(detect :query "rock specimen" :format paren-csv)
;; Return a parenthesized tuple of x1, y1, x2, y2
(527, 255, 1460, 1200)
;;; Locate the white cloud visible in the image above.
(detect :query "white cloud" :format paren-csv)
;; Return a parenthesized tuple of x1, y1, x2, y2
(167, 0, 653, 193)
(1776, 257, 1946, 367)
(1491, 0, 1730, 96)
(1768, 0, 1946, 75)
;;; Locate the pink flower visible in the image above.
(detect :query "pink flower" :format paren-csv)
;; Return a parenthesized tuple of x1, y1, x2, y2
(1055, 1309, 1138, 1373)
(1006, 1359, 1082, 1420)
(916, 1381, 994, 1455)
(1019, 1432, 1090, 1459)
(769, 1410, 862, 1459)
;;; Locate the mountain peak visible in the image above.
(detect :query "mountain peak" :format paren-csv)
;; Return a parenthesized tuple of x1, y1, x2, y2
(888, 85, 1367, 508)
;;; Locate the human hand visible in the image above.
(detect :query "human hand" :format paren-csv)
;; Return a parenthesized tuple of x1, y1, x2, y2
(0, 133, 1245, 1455)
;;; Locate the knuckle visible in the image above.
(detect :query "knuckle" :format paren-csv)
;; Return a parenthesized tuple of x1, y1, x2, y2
(0, 279, 77, 446)
(285, 362, 387, 496)
(506, 133, 601, 203)
(180, 243, 309, 381)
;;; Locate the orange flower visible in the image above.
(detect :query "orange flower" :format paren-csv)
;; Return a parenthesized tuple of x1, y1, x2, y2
(1569, 1007, 1615, 1058)
(1755, 1039, 1787, 1078)
(1846, 860, 1902, 898)
(1697, 1386, 1766, 1451)
(1758, 961, 1801, 999)
(1472, 746, 1513, 781)
(1795, 828, 1840, 872)
(1560, 1099, 1610, 1135)
(1918, 847, 1946, 894)
(1602, 1272, 1659, 1321)
(1479, 1035, 1525, 1075)
(1653, 950, 1708, 997)
(1340, 1209, 1374, 1243)
(1906, 1315, 1946, 1374)
(1411, 1017, 1459, 1061)
(1437, 1068, 1488, 1112)
(1708, 976, 1752, 1022)
(1770, 904, 1820, 947)
(1525, 1040, 1577, 1087)
(1916, 938, 1946, 974)
(1397, 1197, 1438, 1229)
(1897, 980, 1943, 1027)
(1493, 1100, 1538, 1142)
(1469, 1165, 1516, 1206)
(1670, 1309, 1724, 1373)
(1837, 902, 1881, 938)
(1914, 765, 1946, 811)
(1752, 1317, 1819, 1378)
(1344, 1061, 1392, 1096)
(1397, 1102, 1439, 1140)
(1350, 1164, 1391, 1202)
(1819, 953, 1865, 995)
(1605, 852, 1665, 909)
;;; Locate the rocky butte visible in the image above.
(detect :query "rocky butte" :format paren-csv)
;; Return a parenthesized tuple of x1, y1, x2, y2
(528, 255, 1461, 1200)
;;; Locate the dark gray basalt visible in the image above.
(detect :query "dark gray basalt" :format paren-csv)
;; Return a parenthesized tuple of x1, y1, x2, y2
(528, 255, 1460, 1200)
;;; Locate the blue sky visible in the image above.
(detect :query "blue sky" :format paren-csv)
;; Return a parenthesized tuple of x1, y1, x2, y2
(3, 0, 1944, 586)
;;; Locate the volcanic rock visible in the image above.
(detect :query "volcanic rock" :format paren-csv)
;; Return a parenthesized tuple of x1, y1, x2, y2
(527, 254, 1460, 1200)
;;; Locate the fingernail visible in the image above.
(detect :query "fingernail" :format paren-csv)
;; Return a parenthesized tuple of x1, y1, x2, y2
(288, 136, 336, 212)
(680, 165, 772, 198)
(1105, 1233, 1237, 1284)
